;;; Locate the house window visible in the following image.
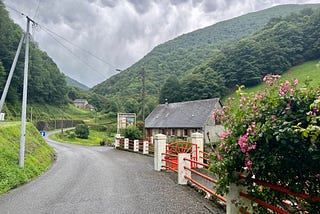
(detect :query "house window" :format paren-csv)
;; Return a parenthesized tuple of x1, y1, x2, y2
(171, 128, 175, 136)
(183, 129, 188, 136)
(161, 129, 165, 134)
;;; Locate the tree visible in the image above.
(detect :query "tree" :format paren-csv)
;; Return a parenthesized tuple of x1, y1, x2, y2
(75, 124, 89, 139)
(121, 126, 142, 140)
(0, 61, 6, 90)
(159, 75, 181, 103)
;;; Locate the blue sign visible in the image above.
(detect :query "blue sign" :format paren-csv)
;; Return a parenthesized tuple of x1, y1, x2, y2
(40, 131, 46, 136)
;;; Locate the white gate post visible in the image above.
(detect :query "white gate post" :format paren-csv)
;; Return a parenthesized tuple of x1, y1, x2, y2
(133, 140, 139, 152)
(143, 141, 149, 154)
(192, 132, 204, 168)
(114, 134, 120, 148)
(178, 153, 191, 185)
(227, 182, 253, 214)
(154, 134, 167, 171)
(124, 138, 129, 149)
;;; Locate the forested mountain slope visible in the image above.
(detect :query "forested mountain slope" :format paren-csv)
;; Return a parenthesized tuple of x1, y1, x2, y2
(65, 76, 90, 91)
(0, 2, 68, 109)
(92, 4, 320, 98)
(179, 7, 320, 102)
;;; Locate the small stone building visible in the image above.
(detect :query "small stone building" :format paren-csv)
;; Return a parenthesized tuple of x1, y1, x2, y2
(144, 98, 224, 143)
(73, 99, 89, 109)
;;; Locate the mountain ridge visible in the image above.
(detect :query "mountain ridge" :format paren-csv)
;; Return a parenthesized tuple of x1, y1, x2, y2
(92, 3, 320, 98)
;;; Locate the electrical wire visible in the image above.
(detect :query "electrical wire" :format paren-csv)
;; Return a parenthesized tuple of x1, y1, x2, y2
(4, 3, 121, 79)
(39, 24, 118, 69)
(33, 0, 41, 19)
(43, 28, 107, 79)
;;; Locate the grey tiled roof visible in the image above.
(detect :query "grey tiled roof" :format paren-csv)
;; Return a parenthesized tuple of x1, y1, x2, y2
(145, 98, 221, 128)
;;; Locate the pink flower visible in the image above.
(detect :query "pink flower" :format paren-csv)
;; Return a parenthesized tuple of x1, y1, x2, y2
(220, 132, 227, 139)
(290, 88, 295, 94)
(293, 78, 299, 86)
(306, 111, 313, 116)
(245, 159, 252, 169)
(247, 143, 257, 152)
(238, 134, 248, 153)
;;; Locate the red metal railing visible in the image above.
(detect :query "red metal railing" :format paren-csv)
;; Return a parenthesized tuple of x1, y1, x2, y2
(238, 174, 320, 213)
(183, 157, 226, 203)
(164, 141, 198, 170)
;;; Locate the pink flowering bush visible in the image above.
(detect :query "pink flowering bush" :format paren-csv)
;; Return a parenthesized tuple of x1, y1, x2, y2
(210, 75, 320, 213)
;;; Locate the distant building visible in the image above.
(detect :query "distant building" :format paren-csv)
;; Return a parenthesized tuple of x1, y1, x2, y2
(73, 99, 94, 110)
(144, 98, 224, 143)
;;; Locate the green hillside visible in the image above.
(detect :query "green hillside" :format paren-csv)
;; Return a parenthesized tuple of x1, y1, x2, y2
(92, 4, 320, 98)
(156, 7, 320, 103)
(65, 76, 90, 91)
(0, 2, 68, 114)
(0, 122, 55, 194)
(224, 60, 320, 102)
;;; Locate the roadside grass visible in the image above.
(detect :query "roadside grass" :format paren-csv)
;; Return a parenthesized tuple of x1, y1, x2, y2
(223, 60, 320, 103)
(0, 123, 55, 195)
(50, 129, 113, 146)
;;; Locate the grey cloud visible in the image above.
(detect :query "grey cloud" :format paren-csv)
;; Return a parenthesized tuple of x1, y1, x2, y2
(4, 0, 319, 87)
(170, 0, 190, 5)
(192, 0, 204, 7)
(99, 0, 118, 8)
(127, 0, 153, 14)
(202, 1, 219, 12)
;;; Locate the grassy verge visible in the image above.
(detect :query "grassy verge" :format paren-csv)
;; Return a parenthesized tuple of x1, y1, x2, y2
(50, 129, 113, 146)
(0, 122, 55, 195)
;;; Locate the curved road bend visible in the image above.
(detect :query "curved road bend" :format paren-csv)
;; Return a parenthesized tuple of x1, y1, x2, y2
(0, 131, 224, 214)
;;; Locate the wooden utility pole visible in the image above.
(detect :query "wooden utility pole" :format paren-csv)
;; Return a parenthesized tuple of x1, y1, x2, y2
(141, 67, 145, 139)
(141, 67, 145, 122)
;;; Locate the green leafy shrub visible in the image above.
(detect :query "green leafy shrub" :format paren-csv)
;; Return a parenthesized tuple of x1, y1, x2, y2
(75, 124, 89, 139)
(67, 131, 76, 139)
(210, 74, 320, 213)
(121, 126, 142, 140)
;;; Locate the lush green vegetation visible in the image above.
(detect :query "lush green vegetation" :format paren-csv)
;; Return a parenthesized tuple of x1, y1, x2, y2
(0, 122, 55, 194)
(160, 8, 320, 102)
(51, 128, 111, 146)
(92, 4, 320, 103)
(211, 75, 320, 213)
(224, 60, 320, 103)
(0, 3, 67, 107)
(121, 126, 143, 140)
(75, 124, 89, 139)
(65, 76, 90, 91)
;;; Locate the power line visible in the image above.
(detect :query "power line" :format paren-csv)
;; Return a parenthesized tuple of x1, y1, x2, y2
(33, 0, 41, 19)
(43, 28, 107, 79)
(39, 25, 118, 68)
(4, 3, 121, 78)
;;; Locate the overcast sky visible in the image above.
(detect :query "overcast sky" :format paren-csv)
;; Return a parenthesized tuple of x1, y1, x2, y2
(3, 0, 320, 87)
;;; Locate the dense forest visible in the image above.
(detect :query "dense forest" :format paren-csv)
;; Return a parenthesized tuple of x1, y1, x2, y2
(0, 2, 67, 107)
(92, 4, 320, 100)
(163, 8, 320, 102)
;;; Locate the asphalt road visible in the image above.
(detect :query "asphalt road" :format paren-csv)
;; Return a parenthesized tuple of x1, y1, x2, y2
(0, 132, 224, 214)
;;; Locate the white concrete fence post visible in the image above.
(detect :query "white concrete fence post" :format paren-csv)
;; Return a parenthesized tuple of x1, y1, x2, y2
(178, 153, 191, 185)
(124, 138, 129, 150)
(154, 134, 167, 171)
(227, 183, 253, 214)
(133, 140, 139, 152)
(192, 132, 204, 168)
(143, 141, 149, 154)
(114, 134, 121, 148)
